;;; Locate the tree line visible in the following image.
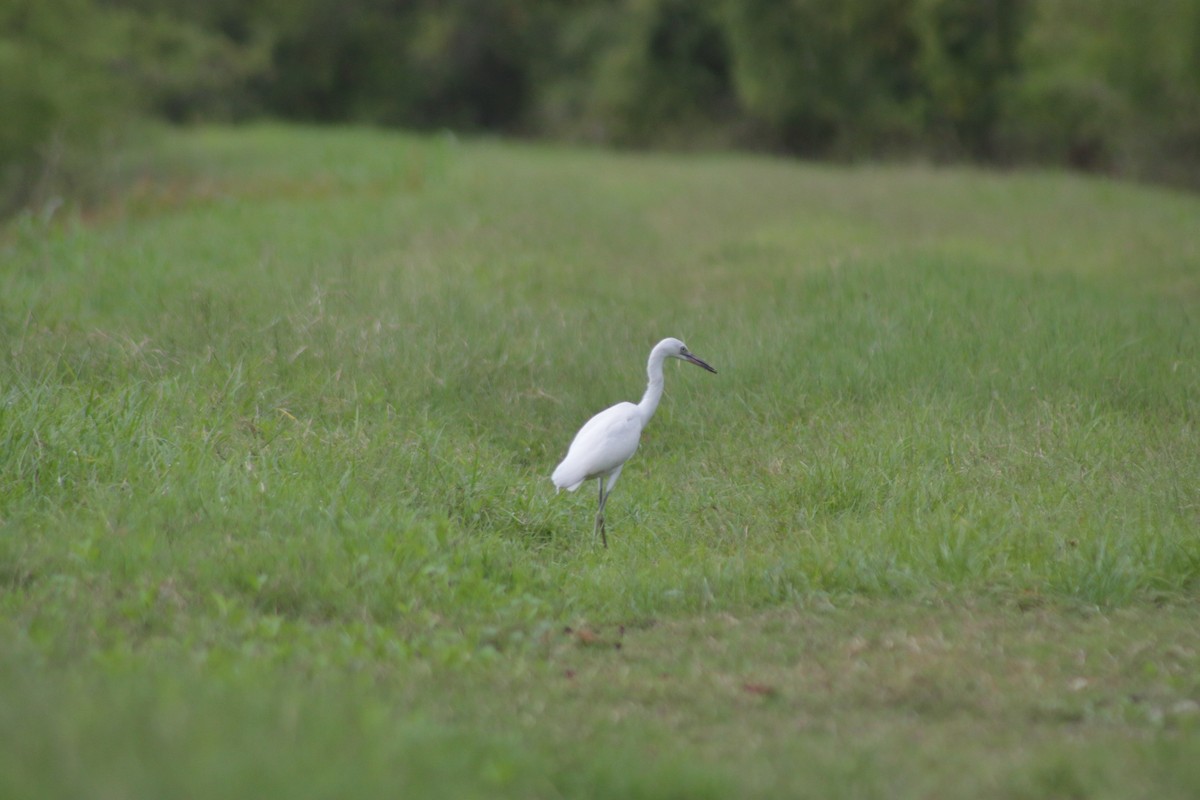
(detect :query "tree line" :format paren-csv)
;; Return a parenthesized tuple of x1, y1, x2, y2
(4, 0, 1199, 214)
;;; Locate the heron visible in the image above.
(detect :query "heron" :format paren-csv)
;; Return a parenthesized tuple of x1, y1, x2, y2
(551, 337, 717, 547)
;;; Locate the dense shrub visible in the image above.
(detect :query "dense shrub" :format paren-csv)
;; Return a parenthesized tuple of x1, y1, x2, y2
(581, 0, 736, 147)
(4, 0, 1200, 216)
(913, 0, 1029, 159)
(0, 0, 131, 214)
(251, 0, 537, 131)
(0, 0, 266, 214)
(1000, 0, 1200, 186)
(722, 0, 923, 155)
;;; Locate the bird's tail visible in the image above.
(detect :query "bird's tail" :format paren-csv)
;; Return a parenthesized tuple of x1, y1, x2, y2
(551, 464, 584, 492)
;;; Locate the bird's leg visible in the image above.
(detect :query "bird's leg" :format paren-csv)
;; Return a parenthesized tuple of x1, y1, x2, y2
(595, 479, 608, 548)
(596, 466, 623, 549)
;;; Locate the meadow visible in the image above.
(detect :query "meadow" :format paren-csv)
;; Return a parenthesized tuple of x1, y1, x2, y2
(2, 125, 1199, 798)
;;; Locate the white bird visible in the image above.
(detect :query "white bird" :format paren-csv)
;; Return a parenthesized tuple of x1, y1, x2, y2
(551, 337, 717, 547)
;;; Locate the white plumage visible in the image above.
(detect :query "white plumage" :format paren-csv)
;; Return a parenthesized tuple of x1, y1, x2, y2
(550, 401, 641, 491)
(552, 337, 717, 547)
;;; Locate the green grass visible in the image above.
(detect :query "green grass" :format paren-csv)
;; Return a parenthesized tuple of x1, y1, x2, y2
(2, 124, 1199, 797)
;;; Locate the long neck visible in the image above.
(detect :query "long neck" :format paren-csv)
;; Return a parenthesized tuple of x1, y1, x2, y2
(637, 347, 668, 424)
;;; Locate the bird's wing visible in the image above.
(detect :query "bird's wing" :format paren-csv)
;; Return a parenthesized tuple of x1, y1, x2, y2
(551, 402, 643, 491)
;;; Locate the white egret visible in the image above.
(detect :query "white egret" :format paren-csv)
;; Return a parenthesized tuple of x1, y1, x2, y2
(551, 337, 717, 547)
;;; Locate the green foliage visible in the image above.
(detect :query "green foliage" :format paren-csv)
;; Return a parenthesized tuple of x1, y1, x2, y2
(0, 0, 132, 213)
(913, 0, 1029, 157)
(722, 0, 923, 154)
(720, 0, 1029, 158)
(0, 0, 267, 214)
(6, 0, 1200, 218)
(1002, 0, 1200, 185)
(115, 12, 271, 123)
(257, 0, 537, 129)
(586, 0, 736, 147)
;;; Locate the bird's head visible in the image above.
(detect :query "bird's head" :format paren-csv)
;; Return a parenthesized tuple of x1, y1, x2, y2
(660, 337, 718, 373)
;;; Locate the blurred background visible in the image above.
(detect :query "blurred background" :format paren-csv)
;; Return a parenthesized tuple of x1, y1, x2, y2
(3, 0, 1199, 215)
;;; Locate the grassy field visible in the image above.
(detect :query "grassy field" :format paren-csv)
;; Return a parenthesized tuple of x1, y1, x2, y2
(2, 124, 1199, 798)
